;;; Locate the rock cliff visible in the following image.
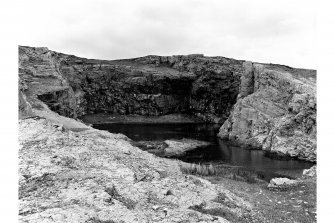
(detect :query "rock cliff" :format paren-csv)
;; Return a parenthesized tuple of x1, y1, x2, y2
(19, 46, 243, 123)
(19, 46, 316, 161)
(218, 62, 316, 162)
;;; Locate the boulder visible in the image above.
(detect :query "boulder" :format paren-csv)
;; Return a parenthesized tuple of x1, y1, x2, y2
(268, 177, 299, 188)
(302, 165, 317, 178)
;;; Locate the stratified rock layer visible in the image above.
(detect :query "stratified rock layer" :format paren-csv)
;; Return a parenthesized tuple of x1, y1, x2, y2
(19, 46, 316, 162)
(218, 62, 316, 162)
(19, 46, 243, 123)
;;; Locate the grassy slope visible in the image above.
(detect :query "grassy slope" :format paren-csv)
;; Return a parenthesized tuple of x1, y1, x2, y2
(205, 176, 316, 223)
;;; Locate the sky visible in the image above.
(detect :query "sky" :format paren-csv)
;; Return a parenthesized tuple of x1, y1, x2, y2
(14, 0, 316, 68)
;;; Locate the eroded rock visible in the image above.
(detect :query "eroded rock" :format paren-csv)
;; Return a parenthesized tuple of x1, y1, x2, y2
(19, 46, 243, 123)
(19, 46, 316, 161)
(218, 62, 316, 162)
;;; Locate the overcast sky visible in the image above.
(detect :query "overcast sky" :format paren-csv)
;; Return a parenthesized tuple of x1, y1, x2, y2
(16, 0, 316, 69)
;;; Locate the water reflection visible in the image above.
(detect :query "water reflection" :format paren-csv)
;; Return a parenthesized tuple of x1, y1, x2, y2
(93, 123, 313, 177)
(214, 140, 312, 176)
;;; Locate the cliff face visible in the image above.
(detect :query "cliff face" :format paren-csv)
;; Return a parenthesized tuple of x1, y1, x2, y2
(19, 46, 316, 161)
(19, 46, 243, 123)
(218, 62, 316, 162)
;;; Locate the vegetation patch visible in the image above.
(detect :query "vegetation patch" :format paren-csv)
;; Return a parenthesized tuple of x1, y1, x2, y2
(85, 218, 117, 223)
(180, 163, 216, 176)
(105, 186, 136, 209)
(189, 201, 254, 223)
(180, 163, 265, 183)
(189, 202, 226, 218)
(213, 193, 239, 209)
(19, 173, 56, 199)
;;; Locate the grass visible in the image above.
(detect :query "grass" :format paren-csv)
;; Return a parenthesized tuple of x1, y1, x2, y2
(188, 201, 253, 223)
(86, 218, 117, 223)
(180, 163, 263, 183)
(180, 163, 216, 176)
(189, 202, 226, 218)
(208, 176, 317, 223)
(104, 186, 136, 209)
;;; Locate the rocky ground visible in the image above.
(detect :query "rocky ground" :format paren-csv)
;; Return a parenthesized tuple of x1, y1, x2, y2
(19, 116, 316, 223)
(205, 172, 316, 223)
(19, 117, 251, 223)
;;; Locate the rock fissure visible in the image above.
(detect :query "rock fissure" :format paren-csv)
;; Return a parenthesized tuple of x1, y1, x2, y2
(218, 63, 316, 162)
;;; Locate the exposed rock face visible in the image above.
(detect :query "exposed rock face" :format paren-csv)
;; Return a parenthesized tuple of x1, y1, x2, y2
(218, 62, 316, 162)
(19, 90, 33, 119)
(132, 55, 243, 122)
(19, 46, 243, 123)
(19, 46, 316, 162)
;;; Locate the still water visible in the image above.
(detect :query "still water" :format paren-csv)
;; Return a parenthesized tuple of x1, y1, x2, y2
(94, 123, 314, 178)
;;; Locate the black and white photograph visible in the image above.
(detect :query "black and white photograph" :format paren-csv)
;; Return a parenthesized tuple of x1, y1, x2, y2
(2, 0, 335, 222)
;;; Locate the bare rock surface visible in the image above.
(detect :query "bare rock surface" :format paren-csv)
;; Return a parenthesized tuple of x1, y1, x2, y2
(19, 46, 316, 161)
(134, 139, 211, 158)
(267, 178, 299, 189)
(302, 165, 317, 178)
(164, 139, 211, 157)
(19, 118, 257, 223)
(19, 46, 243, 123)
(218, 62, 316, 162)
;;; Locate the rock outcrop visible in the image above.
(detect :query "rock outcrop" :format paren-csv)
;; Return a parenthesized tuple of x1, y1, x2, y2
(302, 165, 317, 178)
(19, 46, 243, 123)
(267, 178, 299, 189)
(164, 139, 211, 157)
(218, 62, 316, 162)
(19, 46, 316, 161)
(135, 139, 211, 158)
